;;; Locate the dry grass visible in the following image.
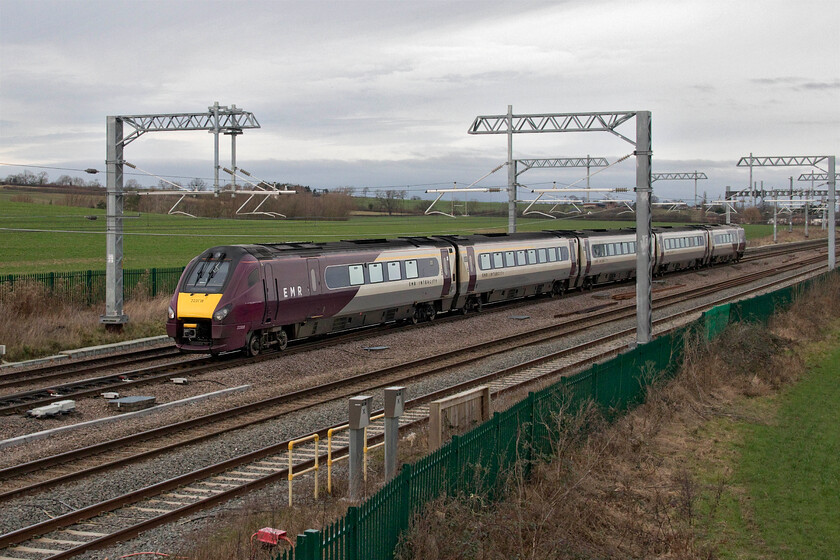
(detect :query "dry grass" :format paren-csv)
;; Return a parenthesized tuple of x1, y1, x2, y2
(748, 228, 831, 247)
(395, 274, 840, 560)
(0, 281, 168, 361)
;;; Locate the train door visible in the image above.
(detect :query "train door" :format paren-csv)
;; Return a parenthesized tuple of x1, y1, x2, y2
(263, 264, 278, 324)
(702, 230, 711, 264)
(568, 239, 578, 278)
(465, 246, 477, 292)
(440, 248, 452, 297)
(307, 258, 325, 317)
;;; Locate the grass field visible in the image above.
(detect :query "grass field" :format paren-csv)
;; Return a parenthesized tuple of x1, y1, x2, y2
(730, 330, 840, 558)
(0, 194, 789, 274)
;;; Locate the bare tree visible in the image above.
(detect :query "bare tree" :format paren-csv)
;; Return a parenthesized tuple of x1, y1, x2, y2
(377, 189, 401, 215)
(188, 177, 207, 191)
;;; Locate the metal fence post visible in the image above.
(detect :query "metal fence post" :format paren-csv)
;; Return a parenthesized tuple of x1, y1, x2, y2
(304, 529, 320, 560)
(345, 506, 358, 560)
(400, 463, 413, 529)
(151, 267, 157, 297)
(448, 434, 460, 494)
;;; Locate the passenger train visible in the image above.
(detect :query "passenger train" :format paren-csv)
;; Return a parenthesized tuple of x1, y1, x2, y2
(166, 224, 745, 356)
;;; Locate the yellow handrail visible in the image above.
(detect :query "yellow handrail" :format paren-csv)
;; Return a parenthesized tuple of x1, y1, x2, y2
(327, 413, 386, 493)
(327, 424, 348, 495)
(288, 433, 319, 506)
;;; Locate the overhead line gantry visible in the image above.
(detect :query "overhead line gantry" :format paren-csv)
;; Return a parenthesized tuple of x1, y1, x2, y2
(102, 102, 260, 328)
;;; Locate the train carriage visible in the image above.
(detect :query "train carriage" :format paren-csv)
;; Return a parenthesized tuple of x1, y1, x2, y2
(565, 229, 638, 288)
(653, 226, 710, 273)
(442, 233, 577, 310)
(167, 237, 455, 355)
(705, 224, 746, 264)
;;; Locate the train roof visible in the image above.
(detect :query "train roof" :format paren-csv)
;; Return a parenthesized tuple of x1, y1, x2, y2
(544, 228, 636, 239)
(437, 232, 565, 244)
(214, 237, 453, 260)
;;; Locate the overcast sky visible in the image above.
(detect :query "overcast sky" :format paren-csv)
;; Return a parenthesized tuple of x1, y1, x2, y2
(1, 0, 838, 203)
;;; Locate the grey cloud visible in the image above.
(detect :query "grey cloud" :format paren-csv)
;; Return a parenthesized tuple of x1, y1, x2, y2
(751, 77, 840, 91)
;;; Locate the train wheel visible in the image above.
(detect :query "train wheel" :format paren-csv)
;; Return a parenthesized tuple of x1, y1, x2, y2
(245, 332, 261, 357)
(277, 329, 289, 351)
(427, 305, 436, 321)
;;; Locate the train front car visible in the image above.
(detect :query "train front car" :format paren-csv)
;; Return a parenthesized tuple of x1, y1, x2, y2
(167, 246, 261, 355)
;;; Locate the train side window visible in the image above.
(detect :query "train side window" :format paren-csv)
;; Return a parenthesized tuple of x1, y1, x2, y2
(405, 259, 419, 279)
(559, 246, 569, 261)
(505, 251, 515, 267)
(606, 244, 615, 256)
(547, 248, 557, 262)
(418, 258, 439, 278)
(349, 265, 364, 286)
(527, 249, 537, 264)
(479, 253, 491, 270)
(516, 250, 526, 266)
(621, 242, 629, 254)
(387, 261, 402, 281)
(325, 266, 350, 289)
(369, 263, 384, 283)
(247, 267, 259, 287)
(592, 244, 603, 258)
(680, 238, 687, 248)
(537, 248, 547, 263)
(493, 252, 504, 268)
(630, 242, 636, 253)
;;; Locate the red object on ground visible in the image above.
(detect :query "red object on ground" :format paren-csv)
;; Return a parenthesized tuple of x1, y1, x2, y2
(255, 528, 290, 545)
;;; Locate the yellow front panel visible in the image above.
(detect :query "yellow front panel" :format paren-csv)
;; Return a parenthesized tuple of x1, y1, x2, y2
(177, 293, 223, 319)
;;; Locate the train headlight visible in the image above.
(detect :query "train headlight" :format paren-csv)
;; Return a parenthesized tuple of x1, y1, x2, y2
(213, 304, 232, 322)
(168, 305, 175, 319)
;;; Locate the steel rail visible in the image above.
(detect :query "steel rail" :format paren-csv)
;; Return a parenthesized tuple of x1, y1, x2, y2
(0, 250, 828, 499)
(0, 237, 824, 411)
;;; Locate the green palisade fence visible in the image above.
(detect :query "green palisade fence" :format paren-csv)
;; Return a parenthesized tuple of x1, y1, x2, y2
(278, 269, 838, 560)
(0, 267, 185, 305)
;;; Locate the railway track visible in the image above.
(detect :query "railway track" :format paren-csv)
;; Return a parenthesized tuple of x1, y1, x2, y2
(0, 247, 826, 497)
(0, 238, 826, 415)
(0, 251, 830, 559)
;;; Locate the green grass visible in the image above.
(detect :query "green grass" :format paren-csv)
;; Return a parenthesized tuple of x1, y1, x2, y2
(735, 332, 840, 559)
(706, 329, 840, 559)
(0, 197, 640, 274)
(0, 193, 776, 274)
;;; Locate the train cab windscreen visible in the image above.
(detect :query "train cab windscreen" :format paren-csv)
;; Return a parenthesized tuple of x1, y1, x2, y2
(184, 251, 233, 293)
